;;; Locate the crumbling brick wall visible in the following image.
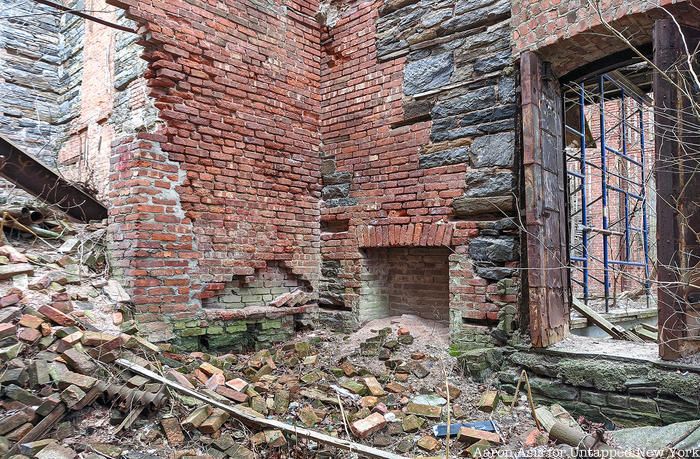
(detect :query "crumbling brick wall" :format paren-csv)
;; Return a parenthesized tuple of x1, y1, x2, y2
(57, 1, 156, 198)
(107, 0, 323, 343)
(0, 0, 154, 201)
(318, 0, 519, 347)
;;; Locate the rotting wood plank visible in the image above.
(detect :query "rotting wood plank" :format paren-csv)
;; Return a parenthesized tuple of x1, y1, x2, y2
(521, 51, 570, 348)
(571, 298, 643, 342)
(632, 325, 658, 342)
(116, 359, 408, 459)
(0, 136, 108, 222)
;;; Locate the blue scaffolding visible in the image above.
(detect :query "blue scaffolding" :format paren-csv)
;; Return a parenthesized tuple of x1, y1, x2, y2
(564, 73, 652, 312)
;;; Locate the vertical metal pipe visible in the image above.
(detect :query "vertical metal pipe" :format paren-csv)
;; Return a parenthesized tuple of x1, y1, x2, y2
(579, 83, 590, 302)
(599, 75, 611, 312)
(639, 100, 651, 299)
(621, 89, 631, 264)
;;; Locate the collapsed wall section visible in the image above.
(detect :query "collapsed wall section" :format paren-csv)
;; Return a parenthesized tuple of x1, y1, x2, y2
(0, 0, 155, 200)
(318, 0, 520, 347)
(107, 0, 322, 347)
(56, 1, 156, 198)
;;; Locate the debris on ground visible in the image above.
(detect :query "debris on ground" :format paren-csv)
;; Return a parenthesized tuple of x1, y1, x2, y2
(1, 207, 694, 458)
(0, 211, 540, 458)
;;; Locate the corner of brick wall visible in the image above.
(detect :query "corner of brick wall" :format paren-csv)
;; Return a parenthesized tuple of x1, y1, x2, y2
(108, 131, 199, 341)
(106, 0, 323, 345)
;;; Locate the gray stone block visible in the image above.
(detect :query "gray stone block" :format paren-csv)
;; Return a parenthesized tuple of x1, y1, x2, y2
(403, 53, 453, 95)
(468, 236, 517, 262)
(453, 195, 513, 217)
(470, 131, 514, 168)
(474, 265, 515, 280)
(418, 147, 469, 168)
(464, 171, 513, 197)
(431, 87, 496, 119)
(322, 184, 350, 200)
(473, 50, 511, 74)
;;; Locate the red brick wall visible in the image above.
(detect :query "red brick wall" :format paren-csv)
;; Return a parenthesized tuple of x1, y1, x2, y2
(512, 0, 695, 75)
(568, 98, 656, 299)
(318, 0, 519, 341)
(319, 0, 467, 310)
(359, 247, 451, 321)
(58, 0, 118, 198)
(107, 0, 322, 340)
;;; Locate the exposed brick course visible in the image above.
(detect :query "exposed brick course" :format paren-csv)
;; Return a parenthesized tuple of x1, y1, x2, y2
(512, 0, 697, 75)
(106, 0, 322, 342)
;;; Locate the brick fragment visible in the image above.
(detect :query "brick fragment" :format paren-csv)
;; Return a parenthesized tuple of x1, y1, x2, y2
(61, 348, 97, 375)
(350, 412, 386, 438)
(183, 405, 212, 430)
(199, 408, 230, 434)
(458, 426, 502, 445)
(161, 416, 185, 445)
(0, 263, 33, 280)
(478, 390, 499, 412)
(216, 385, 248, 403)
(38, 305, 75, 326)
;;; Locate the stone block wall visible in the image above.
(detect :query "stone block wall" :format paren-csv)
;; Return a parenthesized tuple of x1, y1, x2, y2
(318, 0, 519, 346)
(0, 2, 62, 163)
(107, 0, 322, 343)
(465, 350, 700, 428)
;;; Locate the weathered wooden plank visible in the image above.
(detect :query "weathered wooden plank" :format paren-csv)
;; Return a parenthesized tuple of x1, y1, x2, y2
(571, 298, 643, 342)
(521, 51, 569, 348)
(0, 136, 107, 222)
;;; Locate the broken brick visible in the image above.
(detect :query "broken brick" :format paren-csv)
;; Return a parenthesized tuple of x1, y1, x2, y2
(38, 305, 75, 326)
(362, 376, 386, 396)
(406, 402, 442, 419)
(18, 327, 42, 343)
(19, 314, 44, 329)
(350, 412, 386, 438)
(161, 416, 185, 445)
(458, 426, 502, 445)
(478, 390, 499, 413)
(199, 408, 230, 434)
(61, 348, 97, 375)
(183, 405, 212, 430)
(0, 322, 16, 339)
(215, 385, 248, 403)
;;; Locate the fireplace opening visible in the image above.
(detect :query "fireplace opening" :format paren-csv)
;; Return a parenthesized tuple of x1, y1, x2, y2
(359, 247, 451, 323)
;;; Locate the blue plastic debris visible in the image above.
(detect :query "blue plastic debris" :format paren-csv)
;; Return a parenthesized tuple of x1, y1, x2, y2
(433, 420, 496, 438)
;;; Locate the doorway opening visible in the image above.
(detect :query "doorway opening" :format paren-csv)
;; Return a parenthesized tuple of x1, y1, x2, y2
(563, 63, 658, 337)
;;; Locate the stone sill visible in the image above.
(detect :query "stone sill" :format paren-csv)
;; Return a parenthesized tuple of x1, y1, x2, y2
(522, 336, 700, 373)
(204, 303, 318, 321)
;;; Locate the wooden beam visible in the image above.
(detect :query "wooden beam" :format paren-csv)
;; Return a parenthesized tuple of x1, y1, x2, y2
(571, 298, 643, 342)
(654, 19, 686, 361)
(33, 0, 137, 34)
(607, 70, 653, 105)
(0, 136, 108, 222)
(116, 359, 408, 459)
